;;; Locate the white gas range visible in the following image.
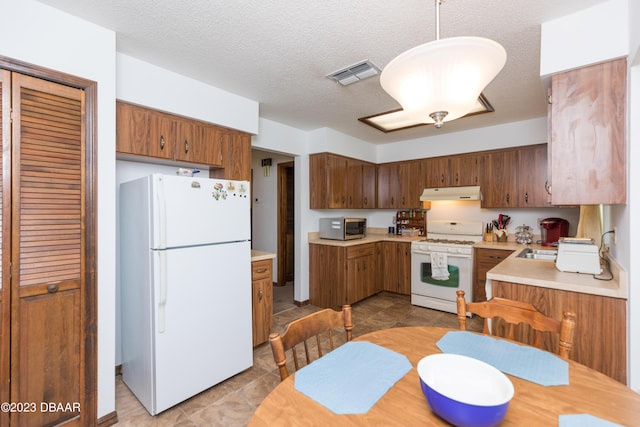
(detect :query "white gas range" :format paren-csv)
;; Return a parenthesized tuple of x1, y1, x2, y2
(411, 220, 483, 314)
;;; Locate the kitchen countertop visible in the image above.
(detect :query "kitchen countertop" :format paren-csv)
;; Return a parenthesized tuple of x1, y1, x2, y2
(481, 243, 627, 299)
(308, 229, 422, 247)
(251, 250, 276, 262)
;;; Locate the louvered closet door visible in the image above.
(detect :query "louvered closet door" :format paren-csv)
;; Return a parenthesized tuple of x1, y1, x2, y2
(10, 73, 84, 427)
(0, 69, 11, 427)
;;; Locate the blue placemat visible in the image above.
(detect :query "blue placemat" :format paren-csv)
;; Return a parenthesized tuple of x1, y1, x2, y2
(436, 331, 569, 386)
(294, 341, 412, 414)
(559, 414, 625, 427)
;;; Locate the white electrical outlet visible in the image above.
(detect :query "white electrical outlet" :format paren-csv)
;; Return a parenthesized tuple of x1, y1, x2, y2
(613, 226, 617, 244)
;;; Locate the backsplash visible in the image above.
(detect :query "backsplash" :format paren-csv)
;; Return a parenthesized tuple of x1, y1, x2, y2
(368, 201, 580, 239)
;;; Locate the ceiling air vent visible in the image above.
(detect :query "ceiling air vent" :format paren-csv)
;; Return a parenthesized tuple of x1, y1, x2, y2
(327, 60, 380, 86)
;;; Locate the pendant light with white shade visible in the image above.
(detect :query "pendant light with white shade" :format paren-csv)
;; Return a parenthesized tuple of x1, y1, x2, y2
(380, 0, 507, 128)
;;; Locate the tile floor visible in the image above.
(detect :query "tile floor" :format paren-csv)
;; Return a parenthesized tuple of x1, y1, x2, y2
(114, 292, 483, 426)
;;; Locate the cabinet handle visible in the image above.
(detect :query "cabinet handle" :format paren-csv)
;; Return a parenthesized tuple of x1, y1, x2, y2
(524, 192, 529, 203)
(505, 193, 510, 203)
(440, 174, 445, 184)
(256, 268, 267, 273)
(160, 135, 166, 150)
(184, 139, 189, 154)
(489, 256, 502, 260)
(545, 180, 552, 195)
(258, 288, 263, 301)
(455, 172, 459, 183)
(47, 284, 59, 293)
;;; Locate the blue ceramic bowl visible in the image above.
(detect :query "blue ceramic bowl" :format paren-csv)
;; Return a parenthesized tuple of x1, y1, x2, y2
(418, 354, 514, 427)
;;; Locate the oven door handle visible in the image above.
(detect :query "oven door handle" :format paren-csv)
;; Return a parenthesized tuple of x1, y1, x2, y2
(411, 250, 472, 259)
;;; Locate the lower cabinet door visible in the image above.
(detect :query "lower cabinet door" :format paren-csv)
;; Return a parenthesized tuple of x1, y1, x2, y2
(13, 289, 81, 426)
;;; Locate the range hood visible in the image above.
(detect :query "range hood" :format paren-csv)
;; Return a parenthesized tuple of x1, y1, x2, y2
(419, 186, 482, 201)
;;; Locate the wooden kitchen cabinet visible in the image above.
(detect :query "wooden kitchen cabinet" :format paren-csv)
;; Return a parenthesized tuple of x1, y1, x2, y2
(377, 161, 421, 209)
(480, 144, 549, 208)
(117, 101, 175, 160)
(492, 280, 627, 384)
(117, 100, 228, 168)
(251, 259, 273, 346)
(420, 153, 479, 188)
(361, 162, 377, 209)
(309, 153, 376, 209)
(346, 244, 377, 303)
(379, 242, 412, 295)
(209, 130, 252, 181)
(480, 149, 516, 208)
(473, 248, 514, 302)
(347, 159, 377, 209)
(174, 118, 223, 167)
(309, 243, 379, 308)
(450, 153, 480, 187)
(548, 58, 626, 205)
(516, 144, 549, 207)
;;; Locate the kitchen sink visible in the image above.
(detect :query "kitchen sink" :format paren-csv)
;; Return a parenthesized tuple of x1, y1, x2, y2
(516, 248, 557, 260)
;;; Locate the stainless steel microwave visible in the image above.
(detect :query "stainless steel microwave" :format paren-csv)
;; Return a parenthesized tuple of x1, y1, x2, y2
(319, 217, 366, 241)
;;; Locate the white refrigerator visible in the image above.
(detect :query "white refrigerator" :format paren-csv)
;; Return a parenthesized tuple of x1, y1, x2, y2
(119, 173, 253, 415)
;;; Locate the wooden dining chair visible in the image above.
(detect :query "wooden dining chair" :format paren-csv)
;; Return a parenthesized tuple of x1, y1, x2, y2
(269, 305, 353, 381)
(456, 290, 576, 358)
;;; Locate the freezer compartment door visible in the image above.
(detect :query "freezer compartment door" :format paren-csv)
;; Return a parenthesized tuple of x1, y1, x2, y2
(152, 241, 252, 414)
(150, 174, 251, 248)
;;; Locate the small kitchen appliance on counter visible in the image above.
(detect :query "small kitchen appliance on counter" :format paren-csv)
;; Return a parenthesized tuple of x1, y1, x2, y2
(555, 238, 602, 275)
(319, 217, 366, 240)
(540, 217, 569, 246)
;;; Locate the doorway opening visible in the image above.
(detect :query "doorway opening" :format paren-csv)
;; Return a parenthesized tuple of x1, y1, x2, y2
(275, 161, 295, 311)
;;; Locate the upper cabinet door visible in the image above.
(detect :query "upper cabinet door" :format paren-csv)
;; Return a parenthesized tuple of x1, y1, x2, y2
(548, 58, 626, 205)
(117, 102, 175, 160)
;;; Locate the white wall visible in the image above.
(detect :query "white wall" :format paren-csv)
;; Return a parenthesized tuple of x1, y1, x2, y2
(377, 117, 548, 163)
(116, 54, 258, 134)
(540, 0, 628, 76)
(1, 0, 117, 418)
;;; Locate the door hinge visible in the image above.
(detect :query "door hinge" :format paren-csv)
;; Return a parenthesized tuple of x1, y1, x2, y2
(10, 107, 13, 123)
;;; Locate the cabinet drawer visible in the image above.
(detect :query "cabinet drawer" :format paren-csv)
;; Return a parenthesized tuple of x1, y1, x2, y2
(475, 248, 513, 264)
(346, 243, 375, 259)
(252, 259, 272, 280)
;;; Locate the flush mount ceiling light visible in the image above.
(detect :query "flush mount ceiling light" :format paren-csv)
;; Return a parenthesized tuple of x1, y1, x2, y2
(380, 0, 506, 128)
(359, 93, 494, 133)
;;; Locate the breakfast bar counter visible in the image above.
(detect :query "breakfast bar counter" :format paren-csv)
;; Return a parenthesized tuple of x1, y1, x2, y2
(479, 243, 628, 383)
(481, 244, 627, 299)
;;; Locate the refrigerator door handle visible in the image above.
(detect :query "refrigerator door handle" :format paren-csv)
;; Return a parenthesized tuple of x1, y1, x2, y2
(158, 250, 167, 333)
(157, 176, 168, 333)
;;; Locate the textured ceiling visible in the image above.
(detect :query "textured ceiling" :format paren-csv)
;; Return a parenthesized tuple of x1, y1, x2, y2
(37, 0, 608, 144)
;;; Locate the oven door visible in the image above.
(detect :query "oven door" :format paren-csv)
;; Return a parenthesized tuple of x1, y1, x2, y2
(411, 251, 472, 302)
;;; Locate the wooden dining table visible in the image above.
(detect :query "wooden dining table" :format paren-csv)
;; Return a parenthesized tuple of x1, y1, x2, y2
(249, 326, 640, 426)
